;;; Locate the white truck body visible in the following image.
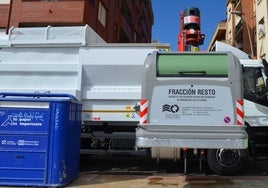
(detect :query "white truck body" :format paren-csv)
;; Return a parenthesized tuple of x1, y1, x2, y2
(0, 26, 165, 123)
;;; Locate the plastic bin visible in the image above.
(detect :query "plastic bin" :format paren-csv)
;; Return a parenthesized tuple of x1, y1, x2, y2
(0, 92, 82, 187)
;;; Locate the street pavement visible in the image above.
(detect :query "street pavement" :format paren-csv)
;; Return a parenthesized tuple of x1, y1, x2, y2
(1, 156, 268, 187)
(68, 173, 268, 188)
(67, 156, 268, 188)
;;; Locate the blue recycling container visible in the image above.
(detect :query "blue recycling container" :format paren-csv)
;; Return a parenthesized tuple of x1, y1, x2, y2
(0, 92, 82, 187)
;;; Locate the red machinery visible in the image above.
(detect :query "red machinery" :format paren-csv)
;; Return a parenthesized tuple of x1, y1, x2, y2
(178, 7, 205, 51)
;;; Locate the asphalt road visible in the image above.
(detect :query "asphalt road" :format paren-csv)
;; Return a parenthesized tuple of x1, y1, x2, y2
(66, 155, 268, 187)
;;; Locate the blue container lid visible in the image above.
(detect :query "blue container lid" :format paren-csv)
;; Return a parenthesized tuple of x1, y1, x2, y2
(0, 92, 79, 103)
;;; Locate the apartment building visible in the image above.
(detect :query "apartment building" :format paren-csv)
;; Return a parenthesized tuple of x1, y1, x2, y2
(207, 21, 227, 51)
(1, 0, 153, 43)
(209, 0, 268, 60)
(226, 0, 256, 58)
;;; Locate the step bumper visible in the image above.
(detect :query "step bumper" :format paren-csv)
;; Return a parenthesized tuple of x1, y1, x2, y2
(136, 124, 248, 149)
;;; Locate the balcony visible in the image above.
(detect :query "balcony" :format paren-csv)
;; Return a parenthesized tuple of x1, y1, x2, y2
(230, 0, 239, 3)
(235, 19, 243, 37)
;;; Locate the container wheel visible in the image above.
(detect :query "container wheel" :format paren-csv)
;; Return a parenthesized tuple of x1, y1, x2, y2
(207, 149, 248, 175)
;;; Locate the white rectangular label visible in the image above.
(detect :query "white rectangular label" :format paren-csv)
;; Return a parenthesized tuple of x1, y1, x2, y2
(150, 85, 234, 125)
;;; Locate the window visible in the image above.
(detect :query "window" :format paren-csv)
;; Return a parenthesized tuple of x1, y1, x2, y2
(258, 18, 265, 38)
(89, 0, 95, 6)
(243, 67, 267, 105)
(40, 0, 58, 2)
(98, 2, 107, 27)
(261, 53, 266, 60)
(228, 30, 232, 44)
(228, 8, 231, 22)
(134, 31, 137, 42)
(257, 0, 263, 5)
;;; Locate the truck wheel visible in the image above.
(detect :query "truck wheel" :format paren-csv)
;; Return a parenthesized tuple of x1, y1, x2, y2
(207, 149, 248, 175)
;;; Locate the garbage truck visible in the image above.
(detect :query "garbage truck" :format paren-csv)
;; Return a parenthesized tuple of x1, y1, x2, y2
(0, 26, 266, 175)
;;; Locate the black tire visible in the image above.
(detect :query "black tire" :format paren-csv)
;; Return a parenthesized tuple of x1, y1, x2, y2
(80, 154, 92, 161)
(207, 148, 249, 175)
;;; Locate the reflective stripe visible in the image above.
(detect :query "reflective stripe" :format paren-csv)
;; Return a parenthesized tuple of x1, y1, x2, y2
(140, 99, 148, 124)
(236, 99, 244, 126)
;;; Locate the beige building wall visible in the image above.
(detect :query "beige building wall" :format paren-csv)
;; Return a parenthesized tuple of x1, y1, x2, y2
(256, 0, 268, 59)
(226, 2, 234, 46)
(0, 0, 10, 4)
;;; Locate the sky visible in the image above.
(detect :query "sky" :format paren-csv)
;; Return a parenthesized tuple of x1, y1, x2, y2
(151, 0, 227, 51)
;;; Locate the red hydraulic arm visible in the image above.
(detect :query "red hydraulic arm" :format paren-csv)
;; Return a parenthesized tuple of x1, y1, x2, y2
(177, 7, 205, 51)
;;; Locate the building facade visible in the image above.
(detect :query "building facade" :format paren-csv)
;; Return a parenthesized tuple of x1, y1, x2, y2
(208, 0, 268, 60)
(2, 0, 153, 43)
(256, 0, 268, 59)
(226, 0, 256, 58)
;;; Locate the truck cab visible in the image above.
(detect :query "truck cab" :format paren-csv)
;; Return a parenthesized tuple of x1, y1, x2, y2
(215, 41, 268, 159)
(240, 59, 268, 158)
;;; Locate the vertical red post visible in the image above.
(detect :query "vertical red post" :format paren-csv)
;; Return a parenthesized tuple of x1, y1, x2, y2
(178, 11, 185, 51)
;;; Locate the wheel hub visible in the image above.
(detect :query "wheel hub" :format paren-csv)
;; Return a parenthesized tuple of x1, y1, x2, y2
(216, 149, 240, 167)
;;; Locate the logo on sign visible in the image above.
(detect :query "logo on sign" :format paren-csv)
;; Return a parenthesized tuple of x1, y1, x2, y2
(1, 140, 7, 145)
(162, 104, 179, 113)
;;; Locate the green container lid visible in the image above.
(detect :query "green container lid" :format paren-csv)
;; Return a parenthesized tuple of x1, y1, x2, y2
(157, 53, 228, 77)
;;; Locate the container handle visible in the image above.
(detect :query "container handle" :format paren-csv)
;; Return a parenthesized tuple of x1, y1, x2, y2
(0, 92, 78, 101)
